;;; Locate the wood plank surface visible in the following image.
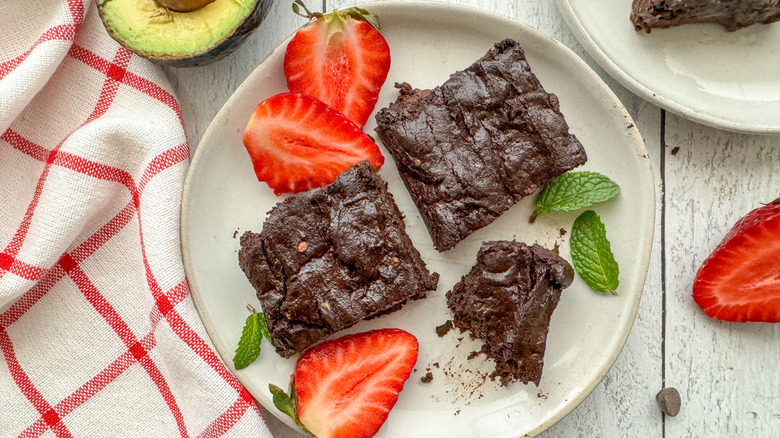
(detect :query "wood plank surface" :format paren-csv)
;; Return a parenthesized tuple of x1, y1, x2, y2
(663, 113, 780, 437)
(166, 0, 780, 437)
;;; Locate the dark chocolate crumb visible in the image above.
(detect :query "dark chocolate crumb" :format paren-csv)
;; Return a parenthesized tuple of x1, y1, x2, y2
(656, 387, 681, 417)
(559, 228, 567, 236)
(627, 123, 634, 129)
(432, 362, 439, 368)
(232, 230, 238, 238)
(436, 320, 454, 337)
(420, 372, 433, 383)
(671, 146, 680, 155)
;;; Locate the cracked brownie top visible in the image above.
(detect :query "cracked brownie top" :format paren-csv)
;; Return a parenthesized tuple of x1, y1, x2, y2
(238, 161, 439, 358)
(375, 38, 587, 252)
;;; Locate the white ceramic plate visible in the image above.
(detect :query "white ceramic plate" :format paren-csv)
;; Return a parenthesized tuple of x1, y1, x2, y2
(181, 3, 655, 437)
(556, 0, 780, 134)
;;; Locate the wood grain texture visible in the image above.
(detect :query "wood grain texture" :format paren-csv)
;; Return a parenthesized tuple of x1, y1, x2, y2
(164, 0, 688, 437)
(663, 113, 780, 437)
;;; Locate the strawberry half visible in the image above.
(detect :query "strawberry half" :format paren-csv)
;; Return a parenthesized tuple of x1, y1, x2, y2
(242, 92, 384, 195)
(693, 198, 780, 322)
(271, 328, 418, 438)
(284, 2, 391, 127)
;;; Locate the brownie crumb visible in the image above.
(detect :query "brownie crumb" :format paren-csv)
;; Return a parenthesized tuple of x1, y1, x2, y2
(432, 362, 439, 368)
(671, 146, 680, 155)
(627, 123, 634, 129)
(468, 344, 487, 360)
(394, 82, 414, 96)
(436, 320, 454, 337)
(559, 228, 567, 236)
(420, 372, 433, 383)
(232, 230, 238, 238)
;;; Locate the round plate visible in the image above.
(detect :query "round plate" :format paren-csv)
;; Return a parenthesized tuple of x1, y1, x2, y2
(556, 0, 780, 134)
(181, 3, 655, 437)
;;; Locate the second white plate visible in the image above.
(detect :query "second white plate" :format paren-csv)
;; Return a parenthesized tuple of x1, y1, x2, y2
(557, 0, 780, 134)
(181, 2, 655, 437)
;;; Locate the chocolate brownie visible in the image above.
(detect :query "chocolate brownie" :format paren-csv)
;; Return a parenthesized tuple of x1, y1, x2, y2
(375, 39, 587, 252)
(631, 0, 780, 32)
(446, 241, 574, 386)
(238, 161, 439, 358)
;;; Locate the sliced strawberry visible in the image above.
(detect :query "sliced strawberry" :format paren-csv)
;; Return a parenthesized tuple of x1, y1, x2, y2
(284, 3, 390, 127)
(693, 198, 780, 322)
(243, 92, 384, 195)
(292, 328, 418, 438)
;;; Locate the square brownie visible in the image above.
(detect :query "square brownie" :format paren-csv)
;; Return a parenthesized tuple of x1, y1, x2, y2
(446, 241, 573, 386)
(375, 38, 587, 252)
(238, 161, 439, 358)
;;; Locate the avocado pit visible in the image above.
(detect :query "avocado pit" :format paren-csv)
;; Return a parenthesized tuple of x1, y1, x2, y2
(156, 0, 216, 13)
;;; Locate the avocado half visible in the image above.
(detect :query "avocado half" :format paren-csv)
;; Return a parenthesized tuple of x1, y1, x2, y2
(96, 0, 273, 67)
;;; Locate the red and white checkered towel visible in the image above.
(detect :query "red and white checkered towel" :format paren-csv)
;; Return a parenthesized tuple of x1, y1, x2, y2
(0, 1, 272, 436)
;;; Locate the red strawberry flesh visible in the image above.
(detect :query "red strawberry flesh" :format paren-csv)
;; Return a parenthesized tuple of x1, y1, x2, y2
(284, 8, 390, 127)
(293, 328, 418, 438)
(242, 92, 383, 195)
(693, 199, 780, 322)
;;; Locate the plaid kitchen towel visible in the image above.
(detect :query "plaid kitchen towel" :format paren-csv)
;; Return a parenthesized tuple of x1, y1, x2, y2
(0, 1, 273, 436)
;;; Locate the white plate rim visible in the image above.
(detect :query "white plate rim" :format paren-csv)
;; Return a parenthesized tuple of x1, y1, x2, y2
(555, 0, 780, 135)
(180, 2, 656, 437)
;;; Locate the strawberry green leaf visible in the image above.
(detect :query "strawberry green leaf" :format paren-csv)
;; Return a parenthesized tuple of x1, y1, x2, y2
(233, 306, 268, 369)
(270, 383, 307, 431)
(571, 210, 620, 294)
(534, 171, 620, 216)
(346, 7, 381, 30)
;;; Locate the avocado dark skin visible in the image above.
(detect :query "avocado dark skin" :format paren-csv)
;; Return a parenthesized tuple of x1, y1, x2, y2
(96, 0, 274, 67)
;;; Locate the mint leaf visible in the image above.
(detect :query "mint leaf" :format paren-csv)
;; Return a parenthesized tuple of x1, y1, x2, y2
(233, 306, 267, 369)
(270, 383, 307, 431)
(534, 171, 620, 216)
(257, 310, 271, 343)
(570, 210, 619, 294)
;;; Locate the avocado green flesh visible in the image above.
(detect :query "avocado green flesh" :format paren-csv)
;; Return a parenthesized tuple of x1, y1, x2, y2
(100, 0, 255, 58)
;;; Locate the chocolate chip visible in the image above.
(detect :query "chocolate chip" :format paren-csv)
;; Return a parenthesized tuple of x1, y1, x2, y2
(656, 387, 681, 417)
(420, 372, 433, 383)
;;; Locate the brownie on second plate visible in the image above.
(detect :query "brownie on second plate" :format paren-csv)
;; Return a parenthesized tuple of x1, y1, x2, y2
(238, 161, 439, 358)
(375, 38, 587, 252)
(446, 240, 573, 386)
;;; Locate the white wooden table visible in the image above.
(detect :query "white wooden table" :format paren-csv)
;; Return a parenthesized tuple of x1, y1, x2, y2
(166, 1, 780, 436)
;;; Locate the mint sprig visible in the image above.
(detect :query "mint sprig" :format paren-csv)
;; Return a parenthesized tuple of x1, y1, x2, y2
(570, 210, 620, 294)
(233, 305, 271, 370)
(533, 171, 620, 219)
